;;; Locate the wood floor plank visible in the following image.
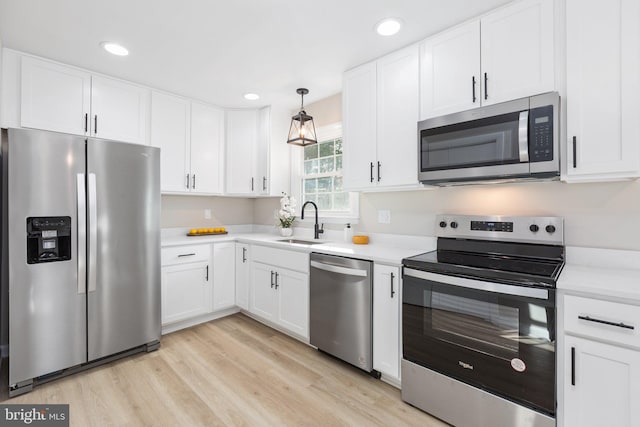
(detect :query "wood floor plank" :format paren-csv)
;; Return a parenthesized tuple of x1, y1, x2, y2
(3, 314, 447, 426)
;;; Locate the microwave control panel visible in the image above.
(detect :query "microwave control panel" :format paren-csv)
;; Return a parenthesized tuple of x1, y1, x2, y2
(529, 105, 554, 163)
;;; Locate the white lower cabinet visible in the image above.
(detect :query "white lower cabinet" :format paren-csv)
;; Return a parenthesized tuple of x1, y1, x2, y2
(235, 243, 250, 310)
(561, 294, 640, 427)
(563, 335, 640, 427)
(161, 244, 212, 325)
(212, 242, 236, 311)
(249, 245, 309, 339)
(373, 264, 401, 381)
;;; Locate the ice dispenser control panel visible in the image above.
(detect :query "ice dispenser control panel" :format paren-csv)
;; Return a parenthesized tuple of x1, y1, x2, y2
(26, 216, 72, 264)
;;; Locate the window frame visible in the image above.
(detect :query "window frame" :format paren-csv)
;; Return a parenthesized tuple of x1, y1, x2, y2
(291, 122, 359, 223)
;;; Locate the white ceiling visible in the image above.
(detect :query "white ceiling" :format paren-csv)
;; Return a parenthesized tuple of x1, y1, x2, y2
(0, 0, 509, 110)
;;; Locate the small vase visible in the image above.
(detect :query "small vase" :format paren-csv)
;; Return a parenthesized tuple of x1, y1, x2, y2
(280, 227, 293, 237)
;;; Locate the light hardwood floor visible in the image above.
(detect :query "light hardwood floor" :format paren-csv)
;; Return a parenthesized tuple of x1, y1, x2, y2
(7, 314, 448, 426)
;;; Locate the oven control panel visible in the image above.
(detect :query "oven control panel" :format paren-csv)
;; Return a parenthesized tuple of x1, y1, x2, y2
(436, 214, 564, 245)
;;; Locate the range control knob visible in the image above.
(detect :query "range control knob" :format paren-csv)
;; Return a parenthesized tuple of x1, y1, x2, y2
(450, 221, 458, 229)
(545, 225, 556, 234)
(529, 224, 539, 233)
(439, 221, 447, 228)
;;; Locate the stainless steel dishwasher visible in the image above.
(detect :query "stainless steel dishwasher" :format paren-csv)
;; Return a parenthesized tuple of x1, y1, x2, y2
(310, 252, 377, 375)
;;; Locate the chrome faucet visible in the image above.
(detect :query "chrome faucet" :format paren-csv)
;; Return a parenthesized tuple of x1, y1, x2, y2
(301, 201, 324, 239)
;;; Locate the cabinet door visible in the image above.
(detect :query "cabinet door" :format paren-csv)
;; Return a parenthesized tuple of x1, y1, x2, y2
(91, 75, 149, 144)
(20, 56, 91, 136)
(191, 102, 224, 194)
(565, 0, 640, 179)
(255, 106, 271, 195)
(235, 244, 250, 310)
(226, 109, 257, 194)
(276, 268, 309, 339)
(250, 262, 277, 321)
(212, 242, 236, 311)
(161, 262, 211, 325)
(420, 20, 481, 119)
(373, 264, 400, 379)
(150, 92, 190, 193)
(564, 335, 640, 427)
(480, 0, 555, 105)
(343, 62, 377, 190)
(376, 45, 420, 188)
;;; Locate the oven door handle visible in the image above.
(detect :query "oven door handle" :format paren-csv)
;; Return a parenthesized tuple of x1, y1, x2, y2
(403, 268, 549, 300)
(518, 110, 529, 162)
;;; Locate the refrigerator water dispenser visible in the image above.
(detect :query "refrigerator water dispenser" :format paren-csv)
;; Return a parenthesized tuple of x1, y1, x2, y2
(26, 216, 71, 264)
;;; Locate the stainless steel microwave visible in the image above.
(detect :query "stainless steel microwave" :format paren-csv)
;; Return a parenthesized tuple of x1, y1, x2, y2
(418, 92, 560, 185)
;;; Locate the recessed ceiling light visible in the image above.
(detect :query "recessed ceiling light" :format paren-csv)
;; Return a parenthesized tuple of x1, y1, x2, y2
(244, 93, 260, 101)
(375, 18, 403, 36)
(100, 41, 129, 56)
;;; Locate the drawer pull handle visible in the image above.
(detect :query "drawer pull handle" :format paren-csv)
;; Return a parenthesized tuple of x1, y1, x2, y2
(578, 315, 635, 330)
(571, 347, 576, 386)
(178, 253, 196, 258)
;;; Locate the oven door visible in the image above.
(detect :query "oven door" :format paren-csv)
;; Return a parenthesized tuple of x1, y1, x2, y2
(402, 268, 556, 416)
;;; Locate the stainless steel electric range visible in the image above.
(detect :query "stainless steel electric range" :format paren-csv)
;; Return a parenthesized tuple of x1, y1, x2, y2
(401, 214, 564, 427)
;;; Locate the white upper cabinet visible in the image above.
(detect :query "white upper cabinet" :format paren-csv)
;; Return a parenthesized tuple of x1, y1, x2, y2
(20, 55, 149, 144)
(90, 75, 148, 144)
(190, 101, 225, 194)
(420, 21, 481, 118)
(151, 92, 225, 194)
(419, 0, 555, 119)
(480, 0, 555, 106)
(342, 61, 377, 190)
(20, 56, 91, 135)
(564, 0, 640, 181)
(151, 92, 190, 193)
(225, 108, 271, 196)
(343, 44, 420, 191)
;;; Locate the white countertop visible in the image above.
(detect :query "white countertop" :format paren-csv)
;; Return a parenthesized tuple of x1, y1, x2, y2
(161, 226, 434, 265)
(558, 246, 640, 302)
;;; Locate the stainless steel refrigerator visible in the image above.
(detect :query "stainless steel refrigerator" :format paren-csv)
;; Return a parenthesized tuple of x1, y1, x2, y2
(1, 128, 161, 396)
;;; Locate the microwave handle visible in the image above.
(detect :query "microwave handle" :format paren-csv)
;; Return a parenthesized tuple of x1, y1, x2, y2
(518, 111, 529, 162)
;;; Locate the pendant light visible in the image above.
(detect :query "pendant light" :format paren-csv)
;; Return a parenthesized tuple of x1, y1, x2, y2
(287, 88, 317, 146)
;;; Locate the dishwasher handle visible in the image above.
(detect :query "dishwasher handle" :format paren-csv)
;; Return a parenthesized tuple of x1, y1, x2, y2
(310, 260, 368, 277)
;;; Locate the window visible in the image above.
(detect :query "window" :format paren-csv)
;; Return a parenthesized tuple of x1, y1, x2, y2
(295, 123, 358, 220)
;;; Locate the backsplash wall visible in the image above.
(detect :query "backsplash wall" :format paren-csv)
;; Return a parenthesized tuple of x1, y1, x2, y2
(162, 195, 254, 228)
(357, 180, 640, 251)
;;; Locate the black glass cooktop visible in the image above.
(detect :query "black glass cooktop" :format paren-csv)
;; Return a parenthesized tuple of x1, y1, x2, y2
(403, 238, 565, 288)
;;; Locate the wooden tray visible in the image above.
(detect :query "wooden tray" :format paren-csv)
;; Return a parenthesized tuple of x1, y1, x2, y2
(186, 231, 228, 236)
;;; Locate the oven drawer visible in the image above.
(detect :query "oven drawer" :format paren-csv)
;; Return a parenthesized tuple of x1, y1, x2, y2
(564, 295, 640, 348)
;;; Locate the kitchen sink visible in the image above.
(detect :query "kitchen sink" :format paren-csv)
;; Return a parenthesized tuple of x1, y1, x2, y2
(276, 238, 327, 246)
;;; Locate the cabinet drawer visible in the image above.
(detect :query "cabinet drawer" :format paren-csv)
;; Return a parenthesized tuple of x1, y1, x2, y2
(564, 295, 640, 348)
(162, 245, 210, 266)
(251, 245, 309, 273)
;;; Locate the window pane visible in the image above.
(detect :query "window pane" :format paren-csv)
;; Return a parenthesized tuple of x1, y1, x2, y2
(335, 138, 343, 154)
(334, 176, 343, 192)
(317, 177, 332, 193)
(334, 193, 349, 210)
(319, 140, 334, 157)
(304, 159, 318, 174)
(317, 194, 332, 210)
(304, 194, 317, 204)
(304, 144, 318, 160)
(336, 155, 342, 171)
(304, 178, 317, 194)
(319, 157, 334, 173)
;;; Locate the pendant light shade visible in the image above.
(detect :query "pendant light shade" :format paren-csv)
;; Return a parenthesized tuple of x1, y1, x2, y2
(287, 88, 317, 146)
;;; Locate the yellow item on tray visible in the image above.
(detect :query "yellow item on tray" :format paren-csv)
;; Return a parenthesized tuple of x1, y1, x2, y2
(352, 235, 369, 245)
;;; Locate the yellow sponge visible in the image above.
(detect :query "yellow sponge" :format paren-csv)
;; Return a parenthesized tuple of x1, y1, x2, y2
(352, 235, 369, 245)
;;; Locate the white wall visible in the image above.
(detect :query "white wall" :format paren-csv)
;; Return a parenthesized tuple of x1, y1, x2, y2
(359, 180, 640, 250)
(162, 195, 254, 228)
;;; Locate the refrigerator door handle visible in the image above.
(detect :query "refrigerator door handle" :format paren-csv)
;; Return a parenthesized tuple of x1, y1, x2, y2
(88, 173, 98, 293)
(77, 173, 87, 294)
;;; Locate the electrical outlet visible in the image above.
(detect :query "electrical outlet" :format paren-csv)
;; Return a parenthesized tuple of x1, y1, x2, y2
(204, 209, 212, 219)
(377, 209, 391, 224)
